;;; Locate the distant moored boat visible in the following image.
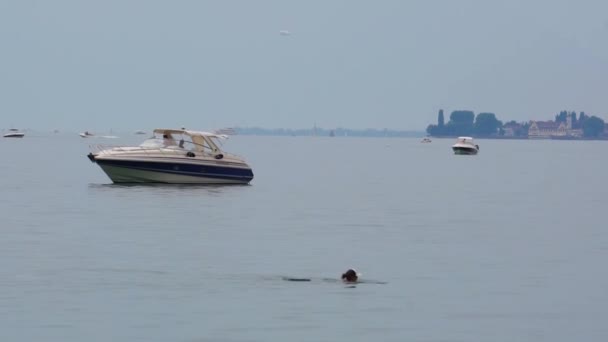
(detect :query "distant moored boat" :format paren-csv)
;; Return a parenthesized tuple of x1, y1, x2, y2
(452, 137, 479, 155)
(213, 127, 237, 136)
(3, 128, 25, 138)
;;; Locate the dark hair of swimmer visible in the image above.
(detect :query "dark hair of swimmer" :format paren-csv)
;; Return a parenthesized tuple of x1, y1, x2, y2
(341, 269, 358, 283)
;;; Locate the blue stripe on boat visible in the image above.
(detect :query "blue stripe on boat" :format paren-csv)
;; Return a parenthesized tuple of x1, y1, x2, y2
(95, 159, 254, 181)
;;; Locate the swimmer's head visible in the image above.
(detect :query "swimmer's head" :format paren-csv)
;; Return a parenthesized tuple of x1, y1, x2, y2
(341, 269, 358, 283)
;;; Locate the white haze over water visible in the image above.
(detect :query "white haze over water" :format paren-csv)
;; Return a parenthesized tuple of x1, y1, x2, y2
(1, 0, 607, 131)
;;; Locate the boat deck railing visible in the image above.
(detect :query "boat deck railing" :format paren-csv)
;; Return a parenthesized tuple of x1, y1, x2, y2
(90, 143, 204, 155)
(89, 141, 244, 160)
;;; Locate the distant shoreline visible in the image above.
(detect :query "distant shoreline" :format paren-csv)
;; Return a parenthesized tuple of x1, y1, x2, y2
(235, 127, 425, 138)
(1, 128, 426, 138)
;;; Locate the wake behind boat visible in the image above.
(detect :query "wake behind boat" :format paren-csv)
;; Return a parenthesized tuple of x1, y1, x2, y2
(87, 128, 254, 184)
(452, 137, 479, 155)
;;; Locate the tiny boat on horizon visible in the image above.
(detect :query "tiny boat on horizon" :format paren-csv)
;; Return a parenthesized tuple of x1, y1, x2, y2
(3, 128, 25, 138)
(213, 127, 237, 136)
(79, 131, 95, 138)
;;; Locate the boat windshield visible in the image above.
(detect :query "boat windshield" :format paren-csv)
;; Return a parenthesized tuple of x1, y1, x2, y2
(139, 136, 193, 150)
(139, 138, 164, 148)
(139, 133, 223, 154)
(192, 135, 221, 153)
(209, 136, 225, 148)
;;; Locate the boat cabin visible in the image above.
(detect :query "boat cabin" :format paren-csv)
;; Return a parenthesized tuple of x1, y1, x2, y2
(141, 128, 227, 155)
(456, 136, 475, 144)
(453, 136, 479, 152)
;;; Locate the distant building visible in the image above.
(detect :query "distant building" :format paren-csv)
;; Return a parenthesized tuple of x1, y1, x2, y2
(528, 121, 567, 139)
(568, 115, 583, 137)
(502, 122, 522, 137)
(569, 127, 583, 138)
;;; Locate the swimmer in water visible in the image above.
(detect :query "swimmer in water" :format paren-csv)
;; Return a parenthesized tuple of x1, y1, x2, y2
(283, 268, 384, 284)
(341, 269, 359, 283)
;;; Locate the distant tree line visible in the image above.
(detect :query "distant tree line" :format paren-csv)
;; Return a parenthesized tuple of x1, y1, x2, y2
(582, 116, 605, 138)
(426, 110, 502, 137)
(236, 127, 422, 137)
(427, 109, 606, 138)
(554, 110, 605, 138)
(503, 120, 530, 137)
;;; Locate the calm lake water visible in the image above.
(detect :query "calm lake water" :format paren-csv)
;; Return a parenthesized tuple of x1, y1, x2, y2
(1, 133, 607, 341)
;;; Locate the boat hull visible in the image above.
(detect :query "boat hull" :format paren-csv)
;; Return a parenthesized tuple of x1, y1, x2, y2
(90, 156, 254, 184)
(3, 133, 24, 138)
(452, 147, 478, 155)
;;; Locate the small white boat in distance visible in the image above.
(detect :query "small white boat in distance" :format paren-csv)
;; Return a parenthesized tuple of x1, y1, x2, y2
(3, 128, 25, 138)
(213, 127, 236, 136)
(80, 131, 94, 138)
(134, 130, 146, 135)
(421, 137, 432, 143)
(452, 137, 479, 155)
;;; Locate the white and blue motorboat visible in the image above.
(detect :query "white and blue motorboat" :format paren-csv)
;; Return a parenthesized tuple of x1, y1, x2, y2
(452, 136, 479, 155)
(87, 128, 254, 184)
(3, 128, 25, 138)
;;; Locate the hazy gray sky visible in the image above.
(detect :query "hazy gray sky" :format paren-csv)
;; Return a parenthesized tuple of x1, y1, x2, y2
(1, 0, 607, 131)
